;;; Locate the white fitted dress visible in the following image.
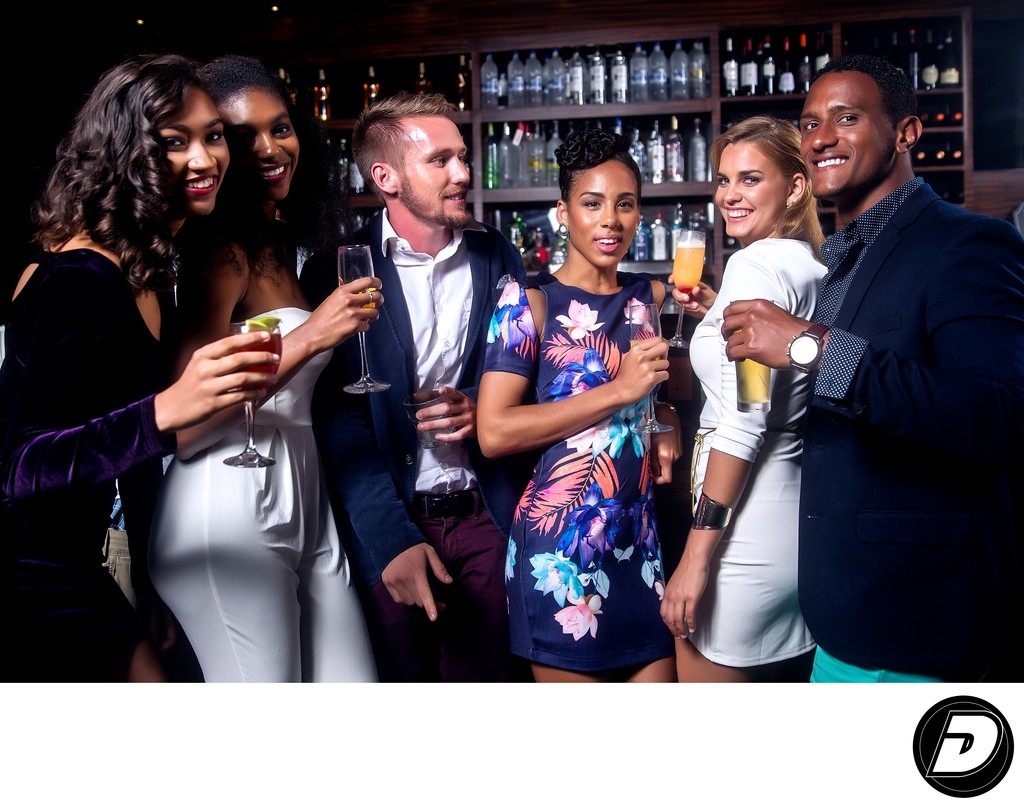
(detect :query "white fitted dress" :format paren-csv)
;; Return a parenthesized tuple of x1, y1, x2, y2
(150, 307, 377, 682)
(688, 239, 825, 666)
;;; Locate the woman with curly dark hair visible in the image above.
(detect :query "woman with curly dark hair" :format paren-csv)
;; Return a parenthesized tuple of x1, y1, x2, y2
(0, 53, 280, 682)
(149, 55, 378, 682)
(477, 128, 680, 682)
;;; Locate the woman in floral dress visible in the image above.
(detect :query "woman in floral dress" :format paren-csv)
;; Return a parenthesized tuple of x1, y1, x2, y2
(477, 129, 680, 682)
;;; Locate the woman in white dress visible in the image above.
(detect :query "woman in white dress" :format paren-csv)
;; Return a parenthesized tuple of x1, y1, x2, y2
(661, 116, 825, 682)
(150, 56, 379, 682)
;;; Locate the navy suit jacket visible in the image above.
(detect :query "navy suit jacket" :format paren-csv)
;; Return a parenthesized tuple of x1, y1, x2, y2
(301, 216, 535, 587)
(799, 183, 1024, 679)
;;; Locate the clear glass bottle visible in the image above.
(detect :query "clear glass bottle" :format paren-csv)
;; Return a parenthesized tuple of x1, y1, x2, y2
(546, 120, 563, 186)
(689, 41, 709, 99)
(610, 48, 629, 104)
(525, 49, 544, 106)
(651, 211, 669, 261)
(647, 118, 666, 184)
(544, 48, 567, 106)
(670, 40, 689, 100)
(665, 115, 684, 182)
(588, 47, 607, 105)
(526, 121, 546, 187)
(687, 117, 707, 183)
(628, 125, 648, 183)
(568, 50, 587, 105)
(632, 213, 651, 261)
(499, 122, 520, 188)
(481, 53, 500, 109)
(649, 41, 669, 101)
(507, 50, 526, 108)
(629, 43, 649, 103)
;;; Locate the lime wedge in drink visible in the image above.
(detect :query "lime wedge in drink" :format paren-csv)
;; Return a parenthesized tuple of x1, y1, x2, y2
(245, 316, 282, 332)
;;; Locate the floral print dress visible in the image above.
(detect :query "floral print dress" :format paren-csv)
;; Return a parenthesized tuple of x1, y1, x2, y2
(484, 273, 674, 672)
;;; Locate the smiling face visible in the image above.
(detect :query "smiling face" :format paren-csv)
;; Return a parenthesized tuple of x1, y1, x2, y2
(557, 159, 641, 270)
(389, 114, 472, 230)
(162, 87, 229, 231)
(218, 88, 299, 210)
(799, 70, 911, 220)
(715, 141, 801, 247)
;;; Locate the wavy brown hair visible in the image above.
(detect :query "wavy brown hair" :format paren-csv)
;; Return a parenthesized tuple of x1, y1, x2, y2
(32, 53, 210, 292)
(710, 115, 824, 254)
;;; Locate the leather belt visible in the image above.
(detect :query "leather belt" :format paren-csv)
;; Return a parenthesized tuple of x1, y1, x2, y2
(412, 489, 479, 519)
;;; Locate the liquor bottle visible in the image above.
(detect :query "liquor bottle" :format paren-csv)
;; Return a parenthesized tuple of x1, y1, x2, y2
(721, 37, 739, 97)
(456, 55, 470, 110)
(525, 50, 544, 106)
(588, 47, 607, 105)
(629, 43, 649, 103)
(499, 122, 520, 188)
(670, 40, 689, 100)
(670, 203, 686, 254)
(665, 115, 684, 182)
(363, 65, 381, 109)
(778, 36, 795, 94)
(628, 125, 648, 182)
(651, 211, 669, 261)
(546, 120, 563, 186)
(740, 38, 759, 96)
(415, 62, 431, 95)
(687, 117, 707, 183)
(813, 31, 831, 75)
(512, 122, 528, 187)
(508, 211, 525, 252)
(939, 30, 960, 87)
(797, 33, 813, 93)
(349, 150, 365, 194)
(544, 48, 567, 106)
(507, 51, 526, 108)
(336, 137, 350, 193)
(610, 48, 629, 104)
(689, 40, 709, 99)
(907, 28, 920, 90)
(481, 53, 499, 108)
(526, 122, 546, 187)
(483, 123, 500, 189)
(632, 213, 651, 261)
(647, 118, 666, 184)
(277, 68, 298, 107)
(313, 68, 331, 121)
(920, 30, 939, 90)
(760, 35, 776, 95)
(568, 50, 586, 105)
(649, 41, 669, 102)
(611, 117, 624, 136)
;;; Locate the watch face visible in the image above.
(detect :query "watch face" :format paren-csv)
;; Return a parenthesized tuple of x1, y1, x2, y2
(791, 334, 819, 365)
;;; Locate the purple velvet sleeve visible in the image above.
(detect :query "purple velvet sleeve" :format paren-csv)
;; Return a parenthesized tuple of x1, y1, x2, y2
(0, 393, 175, 501)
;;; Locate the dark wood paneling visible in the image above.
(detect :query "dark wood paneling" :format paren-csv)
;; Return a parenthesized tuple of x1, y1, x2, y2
(972, 169, 1024, 222)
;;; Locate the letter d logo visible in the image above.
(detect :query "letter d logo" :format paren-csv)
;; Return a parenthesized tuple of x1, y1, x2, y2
(914, 696, 1014, 797)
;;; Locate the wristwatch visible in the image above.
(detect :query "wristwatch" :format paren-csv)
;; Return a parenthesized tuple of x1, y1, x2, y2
(787, 323, 829, 373)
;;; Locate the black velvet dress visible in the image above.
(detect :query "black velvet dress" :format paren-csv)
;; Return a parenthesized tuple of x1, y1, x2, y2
(0, 250, 175, 681)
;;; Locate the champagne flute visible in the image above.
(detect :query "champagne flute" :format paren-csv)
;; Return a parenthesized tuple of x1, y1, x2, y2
(338, 244, 390, 394)
(223, 317, 282, 468)
(628, 301, 673, 434)
(667, 229, 706, 349)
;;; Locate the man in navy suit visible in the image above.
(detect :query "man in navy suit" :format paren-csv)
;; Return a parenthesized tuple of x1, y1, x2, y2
(301, 92, 531, 682)
(721, 55, 1024, 682)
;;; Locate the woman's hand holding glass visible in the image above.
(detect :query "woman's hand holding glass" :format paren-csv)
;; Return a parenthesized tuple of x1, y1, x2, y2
(223, 318, 282, 468)
(626, 301, 673, 434)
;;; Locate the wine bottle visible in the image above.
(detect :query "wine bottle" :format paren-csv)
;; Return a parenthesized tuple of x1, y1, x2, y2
(813, 31, 831, 75)
(920, 30, 939, 90)
(740, 38, 759, 96)
(939, 30, 960, 87)
(760, 35, 776, 95)
(722, 37, 739, 97)
(415, 62, 431, 95)
(797, 32, 813, 93)
(778, 36, 795, 95)
(907, 28, 920, 91)
(363, 65, 380, 109)
(456, 55, 470, 110)
(313, 68, 331, 121)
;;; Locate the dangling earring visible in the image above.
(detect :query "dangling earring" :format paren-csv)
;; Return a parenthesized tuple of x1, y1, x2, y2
(557, 222, 569, 238)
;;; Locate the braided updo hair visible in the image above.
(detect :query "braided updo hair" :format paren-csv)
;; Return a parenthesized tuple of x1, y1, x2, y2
(554, 128, 642, 203)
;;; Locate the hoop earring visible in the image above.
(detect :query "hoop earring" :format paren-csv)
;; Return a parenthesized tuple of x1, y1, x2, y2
(557, 223, 569, 238)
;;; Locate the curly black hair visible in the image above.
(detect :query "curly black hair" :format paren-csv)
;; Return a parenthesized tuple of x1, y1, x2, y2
(554, 128, 642, 203)
(815, 54, 917, 127)
(179, 54, 348, 278)
(32, 53, 209, 292)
